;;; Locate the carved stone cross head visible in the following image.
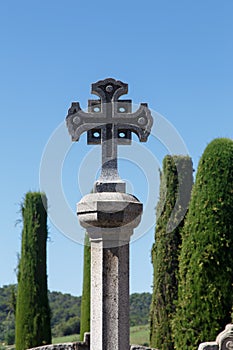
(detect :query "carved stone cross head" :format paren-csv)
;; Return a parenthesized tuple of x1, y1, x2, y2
(66, 78, 153, 191)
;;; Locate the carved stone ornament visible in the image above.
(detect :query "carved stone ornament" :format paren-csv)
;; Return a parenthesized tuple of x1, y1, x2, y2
(66, 78, 153, 185)
(198, 324, 233, 350)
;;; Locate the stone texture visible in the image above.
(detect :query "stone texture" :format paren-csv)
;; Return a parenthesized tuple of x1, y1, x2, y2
(28, 333, 90, 350)
(198, 343, 218, 350)
(77, 191, 143, 350)
(77, 192, 142, 230)
(130, 346, 158, 350)
(66, 78, 153, 188)
(66, 78, 152, 350)
(28, 340, 158, 350)
(90, 240, 130, 350)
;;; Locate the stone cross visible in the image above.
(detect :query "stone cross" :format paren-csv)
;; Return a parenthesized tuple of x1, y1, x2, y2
(66, 78, 153, 191)
(66, 78, 153, 350)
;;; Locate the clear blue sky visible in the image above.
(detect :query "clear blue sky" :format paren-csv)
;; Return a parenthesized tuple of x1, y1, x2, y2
(0, 0, 233, 296)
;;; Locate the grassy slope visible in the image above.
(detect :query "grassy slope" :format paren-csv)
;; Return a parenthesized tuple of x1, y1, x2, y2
(0, 324, 149, 349)
(130, 324, 150, 346)
(52, 324, 149, 346)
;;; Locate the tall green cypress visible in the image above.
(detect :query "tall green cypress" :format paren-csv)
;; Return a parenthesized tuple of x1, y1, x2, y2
(172, 138, 233, 350)
(80, 233, 91, 341)
(15, 192, 51, 350)
(150, 155, 193, 350)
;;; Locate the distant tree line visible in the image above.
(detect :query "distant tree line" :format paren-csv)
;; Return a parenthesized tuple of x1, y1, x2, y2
(0, 285, 151, 345)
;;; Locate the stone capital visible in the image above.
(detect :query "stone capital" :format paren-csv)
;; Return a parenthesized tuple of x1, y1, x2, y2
(77, 192, 142, 230)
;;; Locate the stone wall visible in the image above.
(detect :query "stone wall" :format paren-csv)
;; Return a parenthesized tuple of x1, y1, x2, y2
(130, 345, 158, 350)
(28, 333, 90, 350)
(28, 343, 89, 350)
(29, 344, 157, 350)
(28, 333, 158, 350)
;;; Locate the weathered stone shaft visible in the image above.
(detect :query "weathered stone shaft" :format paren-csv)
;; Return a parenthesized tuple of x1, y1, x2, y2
(90, 240, 130, 350)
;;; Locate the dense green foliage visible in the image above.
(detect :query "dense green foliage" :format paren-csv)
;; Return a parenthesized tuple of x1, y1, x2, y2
(0, 285, 151, 343)
(150, 156, 193, 350)
(130, 293, 152, 326)
(48, 291, 81, 337)
(15, 193, 51, 350)
(0, 285, 16, 345)
(172, 139, 233, 350)
(80, 234, 91, 341)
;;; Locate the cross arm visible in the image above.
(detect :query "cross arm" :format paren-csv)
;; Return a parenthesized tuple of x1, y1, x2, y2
(113, 102, 153, 142)
(66, 78, 153, 145)
(66, 102, 106, 141)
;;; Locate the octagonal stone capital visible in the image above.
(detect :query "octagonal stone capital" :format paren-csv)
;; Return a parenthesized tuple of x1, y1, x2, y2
(77, 192, 142, 230)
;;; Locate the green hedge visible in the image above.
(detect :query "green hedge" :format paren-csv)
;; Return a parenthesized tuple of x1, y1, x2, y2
(172, 138, 233, 350)
(150, 155, 193, 350)
(15, 192, 51, 350)
(80, 234, 91, 341)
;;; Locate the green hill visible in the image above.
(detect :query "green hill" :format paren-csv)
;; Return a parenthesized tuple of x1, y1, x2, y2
(130, 292, 152, 326)
(0, 285, 151, 344)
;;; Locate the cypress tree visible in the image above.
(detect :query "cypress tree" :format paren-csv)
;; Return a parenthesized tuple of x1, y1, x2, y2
(15, 192, 51, 350)
(172, 138, 233, 350)
(150, 155, 193, 350)
(80, 233, 91, 341)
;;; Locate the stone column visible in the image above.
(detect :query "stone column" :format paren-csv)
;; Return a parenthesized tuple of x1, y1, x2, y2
(66, 77, 152, 350)
(77, 192, 142, 350)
